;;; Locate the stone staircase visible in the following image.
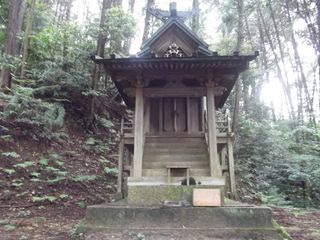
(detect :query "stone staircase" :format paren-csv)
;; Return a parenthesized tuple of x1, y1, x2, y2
(142, 137, 210, 179)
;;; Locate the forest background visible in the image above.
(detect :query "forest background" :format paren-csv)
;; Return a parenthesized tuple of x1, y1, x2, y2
(0, 0, 320, 233)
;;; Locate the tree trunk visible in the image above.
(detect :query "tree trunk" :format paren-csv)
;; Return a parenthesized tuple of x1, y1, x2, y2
(128, 0, 135, 13)
(253, 16, 269, 101)
(258, 6, 295, 119)
(285, 0, 315, 124)
(0, 0, 26, 89)
(20, 0, 36, 78)
(90, 0, 111, 121)
(142, 0, 155, 43)
(62, 0, 73, 72)
(232, 0, 243, 134)
(316, 0, 320, 112)
(267, 0, 290, 86)
(191, 0, 200, 34)
(123, 0, 135, 54)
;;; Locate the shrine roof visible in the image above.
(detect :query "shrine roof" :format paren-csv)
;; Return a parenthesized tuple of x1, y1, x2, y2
(94, 52, 258, 109)
(94, 53, 258, 73)
(138, 18, 211, 57)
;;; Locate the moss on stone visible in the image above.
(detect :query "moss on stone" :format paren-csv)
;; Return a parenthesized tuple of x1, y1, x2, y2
(272, 219, 292, 240)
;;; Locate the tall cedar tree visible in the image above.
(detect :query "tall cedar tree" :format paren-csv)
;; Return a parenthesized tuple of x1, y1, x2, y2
(142, 0, 155, 43)
(20, 0, 36, 78)
(0, 0, 26, 89)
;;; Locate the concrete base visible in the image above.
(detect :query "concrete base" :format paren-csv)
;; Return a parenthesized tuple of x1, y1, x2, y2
(127, 177, 225, 205)
(77, 202, 284, 240)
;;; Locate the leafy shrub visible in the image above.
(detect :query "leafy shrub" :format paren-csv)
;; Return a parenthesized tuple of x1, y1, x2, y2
(0, 86, 65, 141)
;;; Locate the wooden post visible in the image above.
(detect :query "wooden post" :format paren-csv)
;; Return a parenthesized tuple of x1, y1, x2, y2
(144, 97, 150, 133)
(159, 98, 163, 134)
(187, 97, 191, 133)
(117, 117, 124, 193)
(227, 118, 236, 196)
(200, 97, 205, 132)
(227, 138, 236, 195)
(133, 83, 144, 177)
(206, 81, 222, 177)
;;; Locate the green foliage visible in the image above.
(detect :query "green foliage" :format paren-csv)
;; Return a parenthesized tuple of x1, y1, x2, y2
(104, 7, 136, 55)
(1, 151, 20, 158)
(46, 176, 66, 184)
(32, 195, 57, 203)
(84, 137, 109, 154)
(14, 161, 33, 168)
(104, 167, 118, 175)
(38, 157, 49, 166)
(30, 172, 40, 178)
(98, 117, 114, 129)
(0, 86, 65, 141)
(85, 137, 96, 145)
(3, 224, 15, 232)
(236, 113, 320, 207)
(76, 201, 86, 209)
(71, 175, 97, 182)
(0, 52, 22, 71)
(2, 168, 16, 175)
(59, 194, 69, 200)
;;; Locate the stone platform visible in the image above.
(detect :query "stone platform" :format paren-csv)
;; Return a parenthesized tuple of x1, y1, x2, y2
(127, 177, 225, 205)
(77, 202, 284, 239)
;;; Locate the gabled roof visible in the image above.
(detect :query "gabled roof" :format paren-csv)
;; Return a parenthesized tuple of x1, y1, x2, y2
(138, 18, 213, 57)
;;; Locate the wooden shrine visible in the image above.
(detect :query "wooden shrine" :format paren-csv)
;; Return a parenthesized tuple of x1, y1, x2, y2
(94, 2, 258, 202)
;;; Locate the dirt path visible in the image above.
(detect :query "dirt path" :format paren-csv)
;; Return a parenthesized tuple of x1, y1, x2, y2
(0, 204, 84, 240)
(1, 205, 319, 240)
(272, 206, 320, 240)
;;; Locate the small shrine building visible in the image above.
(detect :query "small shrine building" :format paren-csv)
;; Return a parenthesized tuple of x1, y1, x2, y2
(94, 2, 258, 203)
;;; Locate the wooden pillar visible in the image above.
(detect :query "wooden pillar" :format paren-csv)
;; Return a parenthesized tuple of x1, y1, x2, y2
(117, 136, 124, 193)
(133, 83, 144, 177)
(159, 98, 163, 134)
(200, 97, 205, 132)
(206, 82, 222, 177)
(187, 97, 191, 133)
(227, 134, 236, 196)
(144, 97, 150, 133)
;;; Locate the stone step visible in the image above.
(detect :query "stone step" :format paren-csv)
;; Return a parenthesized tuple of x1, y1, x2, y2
(143, 154, 208, 162)
(143, 168, 210, 177)
(144, 143, 206, 149)
(146, 137, 206, 143)
(144, 147, 207, 154)
(128, 176, 224, 184)
(81, 204, 280, 232)
(143, 161, 209, 169)
(82, 228, 283, 240)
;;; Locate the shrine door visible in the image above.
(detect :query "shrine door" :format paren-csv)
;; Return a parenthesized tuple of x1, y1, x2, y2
(149, 97, 202, 134)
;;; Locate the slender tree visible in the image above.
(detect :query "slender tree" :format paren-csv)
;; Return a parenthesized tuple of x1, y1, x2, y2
(90, 0, 111, 120)
(142, 0, 155, 43)
(191, 0, 200, 34)
(20, 0, 36, 78)
(284, 0, 314, 124)
(258, 5, 295, 119)
(123, 0, 135, 54)
(232, 0, 243, 134)
(316, 0, 320, 112)
(128, 0, 135, 13)
(0, 0, 26, 89)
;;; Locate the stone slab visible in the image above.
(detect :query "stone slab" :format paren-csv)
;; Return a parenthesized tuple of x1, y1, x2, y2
(193, 188, 221, 206)
(82, 228, 283, 240)
(83, 204, 275, 229)
(127, 185, 224, 205)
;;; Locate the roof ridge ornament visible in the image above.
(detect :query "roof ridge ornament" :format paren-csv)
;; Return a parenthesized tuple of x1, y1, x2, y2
(148, 2, 194, 23)
(163, 42, 186, 58)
